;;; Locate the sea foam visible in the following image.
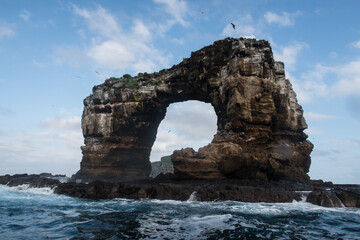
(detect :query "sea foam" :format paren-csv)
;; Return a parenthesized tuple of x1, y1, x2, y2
(1, 185, 359, 239)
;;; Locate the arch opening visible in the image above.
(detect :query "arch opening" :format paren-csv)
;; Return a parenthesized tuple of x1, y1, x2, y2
(149, 100, 217, 178)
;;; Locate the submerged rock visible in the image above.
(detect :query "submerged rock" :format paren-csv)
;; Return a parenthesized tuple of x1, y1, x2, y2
(75, 37, 313, 182)
(55, 179, 303, 202)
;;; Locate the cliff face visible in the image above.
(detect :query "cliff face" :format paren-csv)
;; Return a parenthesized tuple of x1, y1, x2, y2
(150, 156, 174, 178)
(74, 37, 313, 182)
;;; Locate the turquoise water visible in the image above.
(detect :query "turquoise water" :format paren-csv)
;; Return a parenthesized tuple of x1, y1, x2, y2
(0, 185, 359, 239)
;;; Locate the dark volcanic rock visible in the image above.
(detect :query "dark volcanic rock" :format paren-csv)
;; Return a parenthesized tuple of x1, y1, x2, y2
(0, 174, 62, 188)
(335, 188, 360, 208)
(306, 184, 360, 208)
(55, 179, 303, 203)
(150, 156, 174, 178)
(75, 37, 313, 182)
(2, 174, 360, 208)
(306, 190, 345, 207)
(0, 174, 11, 185)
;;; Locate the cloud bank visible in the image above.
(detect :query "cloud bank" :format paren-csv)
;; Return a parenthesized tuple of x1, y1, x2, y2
(264, 11, 301, 27)
(150, 101, 217, 162)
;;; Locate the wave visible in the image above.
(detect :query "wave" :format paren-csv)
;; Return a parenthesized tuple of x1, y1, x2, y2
(1, 185, 359, 239)
(0, 184, 54, 196)
(1, 184, 358, 213)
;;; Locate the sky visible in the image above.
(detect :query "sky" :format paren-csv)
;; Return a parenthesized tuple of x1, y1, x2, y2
(0, 0, 359, 183)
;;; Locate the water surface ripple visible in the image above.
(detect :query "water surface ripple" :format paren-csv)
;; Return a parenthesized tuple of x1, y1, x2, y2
(1, 185, 359, 239)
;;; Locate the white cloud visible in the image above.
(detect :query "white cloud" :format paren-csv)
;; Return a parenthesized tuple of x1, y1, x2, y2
(87, 41, 136, 69)
(42, 116, 81, 131)
(273, 42, 308, 71)
(150, 101, 217, 162)
(286, 73, 312, 104)
(41, 115, 83, 151)
(330, 60, 360, 96)
(0, 22, 15, 40)
(0, 114, 83, 176)
(0, 130, 82, 176)
(264, 11, 300, 27)
(87, 39, 169, 73)
(19, 9, 31, 21)
(72, 4, 121, 38)
(132, 19, 152, 41)
(304, 112, 338, 121)
(153, 0, 189, 27)
(350, 40, 360, 48)
(71, 4, 171, 74)
(295, 60, 360, 103)
(304, 128, 323, 136)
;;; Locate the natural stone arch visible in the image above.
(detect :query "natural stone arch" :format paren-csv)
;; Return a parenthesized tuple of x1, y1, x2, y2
(74, 38, 313, 182)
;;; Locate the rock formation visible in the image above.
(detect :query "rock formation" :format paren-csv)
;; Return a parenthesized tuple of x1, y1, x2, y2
(74, 37, 313, 182)
(150, 156, 174, 178)
(1, 173, 359, 207)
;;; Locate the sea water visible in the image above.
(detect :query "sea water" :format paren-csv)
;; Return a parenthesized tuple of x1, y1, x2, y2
(0, 185, 359, 239)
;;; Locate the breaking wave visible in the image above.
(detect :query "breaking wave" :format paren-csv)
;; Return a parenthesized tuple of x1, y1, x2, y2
(0, 185, 359, 239)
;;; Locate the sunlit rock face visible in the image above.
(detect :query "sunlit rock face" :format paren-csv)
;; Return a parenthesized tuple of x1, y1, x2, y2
(74, 37, 313, 182)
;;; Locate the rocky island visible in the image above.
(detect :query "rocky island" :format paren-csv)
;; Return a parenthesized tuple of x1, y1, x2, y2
(75, 37, 312, 183)
(1, 37, 359, 208)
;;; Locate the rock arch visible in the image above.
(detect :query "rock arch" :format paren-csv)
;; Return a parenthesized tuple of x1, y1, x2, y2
(74, 38, 313, 182)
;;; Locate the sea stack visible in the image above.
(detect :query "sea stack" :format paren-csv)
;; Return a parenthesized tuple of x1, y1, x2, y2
(74, 37, 313, 182)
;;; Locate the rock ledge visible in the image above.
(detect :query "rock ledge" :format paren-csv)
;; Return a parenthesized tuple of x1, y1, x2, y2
(1, 174, 359, 208)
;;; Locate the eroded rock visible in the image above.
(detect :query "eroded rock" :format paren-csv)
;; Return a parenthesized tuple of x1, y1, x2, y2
(1, 174, 359, 208)
(150, 156, 174, 178)
(74, 37, 313, 182)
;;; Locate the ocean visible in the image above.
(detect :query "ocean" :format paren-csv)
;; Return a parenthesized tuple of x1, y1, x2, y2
(0, 185, 359, 239)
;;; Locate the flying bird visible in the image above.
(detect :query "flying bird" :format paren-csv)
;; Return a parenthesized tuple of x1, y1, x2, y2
(231, 23, 236, 29)
(168, 130, 171, 133)
(95, 71, 100, 75)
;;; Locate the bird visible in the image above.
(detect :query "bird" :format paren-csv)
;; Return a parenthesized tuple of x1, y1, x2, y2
(231, 23, 236, 29)
(200, 10, 204, 14)
(168, 130, 171, 133)
(95, 71, 100, 75)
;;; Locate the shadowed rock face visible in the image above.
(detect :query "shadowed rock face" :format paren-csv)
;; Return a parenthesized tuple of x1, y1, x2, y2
(74, 37, 313, 182)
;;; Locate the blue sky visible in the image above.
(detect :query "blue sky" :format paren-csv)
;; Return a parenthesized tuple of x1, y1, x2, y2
(0, 0, 359, 183)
